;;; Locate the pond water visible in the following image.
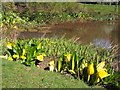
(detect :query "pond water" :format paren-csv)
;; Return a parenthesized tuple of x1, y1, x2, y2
(18, 20, 120, 55)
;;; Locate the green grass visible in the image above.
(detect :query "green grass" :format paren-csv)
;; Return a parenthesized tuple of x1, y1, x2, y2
(80, 4, 117, 14)
(2, 59, 90, 88)
(2, 59, 106, 88)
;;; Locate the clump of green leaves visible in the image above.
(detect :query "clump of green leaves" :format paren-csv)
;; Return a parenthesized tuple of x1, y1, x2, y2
(5, 39, 46, 66)
(2, 12, 23, 27)
(57, 54, 113, 86)
(3, 38, 118, 87)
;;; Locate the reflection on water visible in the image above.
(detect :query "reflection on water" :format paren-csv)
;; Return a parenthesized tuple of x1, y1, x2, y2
(93, 39, 112, 49)
(18, 21, 119, 53)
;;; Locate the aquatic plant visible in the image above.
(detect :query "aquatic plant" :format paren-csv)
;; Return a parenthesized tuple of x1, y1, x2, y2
(2, 38, 118, 86)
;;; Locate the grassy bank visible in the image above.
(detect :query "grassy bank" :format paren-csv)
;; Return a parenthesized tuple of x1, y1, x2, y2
(80, 4, 118, 14)
(2, 59, 90, 88)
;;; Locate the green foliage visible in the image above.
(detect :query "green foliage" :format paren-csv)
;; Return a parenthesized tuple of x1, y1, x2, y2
(1, 2, 118, 29)
(4, 38, 118, 87)
(1, 11, 27, 29)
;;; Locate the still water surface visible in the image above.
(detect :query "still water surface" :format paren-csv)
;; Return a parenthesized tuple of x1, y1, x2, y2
(18, 21, 119, 54)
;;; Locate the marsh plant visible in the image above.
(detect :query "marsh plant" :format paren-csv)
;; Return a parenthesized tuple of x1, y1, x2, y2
(2, 38, 119, 86)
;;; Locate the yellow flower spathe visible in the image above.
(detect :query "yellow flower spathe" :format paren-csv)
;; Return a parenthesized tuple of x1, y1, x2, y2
(8, 57, 13, 61)
(21, 55, 26, 60)
(97, 70, 110, 79)
(22, 49, 26, 56)
(6, 42, 15, 49)
(37, 53, 46, 61)
(37, 43, 42, 49)
(13, 54, 19, 59)
(37, 55, 43, 61)
(87, 62, 94, 75)
(68, 70, 76, 74)
(87, 62, 94, 81)
(81, 60, 87, 69)
(97, 61, 105, 72)
(64, 54, 72, 62)
(96, 61, 110, 82)
(7, 42, 12, 49)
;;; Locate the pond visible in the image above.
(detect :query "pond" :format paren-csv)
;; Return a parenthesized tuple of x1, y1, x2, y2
(18, 20, 120, 57)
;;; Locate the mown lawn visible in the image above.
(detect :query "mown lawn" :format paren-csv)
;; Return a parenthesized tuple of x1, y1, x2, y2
(2, 59, 87, 88)
(2, 59, 104, 88)
(80, 3, 117, 14)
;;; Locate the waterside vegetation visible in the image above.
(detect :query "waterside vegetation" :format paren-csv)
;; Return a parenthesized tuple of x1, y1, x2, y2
(1, 38, 119, 88)
(1, 2, 119, 30)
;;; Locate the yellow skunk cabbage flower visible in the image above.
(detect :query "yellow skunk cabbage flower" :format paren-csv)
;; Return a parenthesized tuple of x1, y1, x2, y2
(7, 42, 12, 49)
(68, 70, 76, 74)
(21, 55, 26, 60)
(37, 43, 42, 49)
(64, 54, 72, 62)
(97, 69, 110, 81)
(7, 42, 15, 49)
(97, 61, 105, 71)
(20, 49, 26, 60)
(49, 60, 55, 72)
(81, 62, 87, 69)
(88, 62, 94, 75)
(37, 53, 46, 61)
(96, 61, 110, 82)
(22, 49, 26, 56)
(8, 57, 13, 61)
(13, 54, 19, 59)
(87, 62, 94, 81)
(37, 55, 43, 61)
